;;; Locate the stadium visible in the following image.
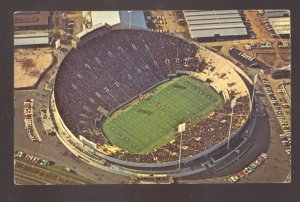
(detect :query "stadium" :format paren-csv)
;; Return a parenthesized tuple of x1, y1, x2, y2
(51, 26, 256, 178)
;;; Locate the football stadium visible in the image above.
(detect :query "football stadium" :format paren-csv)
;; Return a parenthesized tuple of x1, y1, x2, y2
(51, 27, 256, 178)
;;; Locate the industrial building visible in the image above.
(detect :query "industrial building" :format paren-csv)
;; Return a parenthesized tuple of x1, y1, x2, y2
(265, 10, 290, 37)
(119, 11, 147, 29)
(91, 11, 121, 26)
(14, 11, 49, 29)
(14, 33, 49, 46)
(265, 10, 290, 18)
(183, 10, 248, 40)
(89, 11, 147, 29)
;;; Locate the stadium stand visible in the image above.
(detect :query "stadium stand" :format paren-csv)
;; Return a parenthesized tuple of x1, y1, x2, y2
(54, 29, 250, 164)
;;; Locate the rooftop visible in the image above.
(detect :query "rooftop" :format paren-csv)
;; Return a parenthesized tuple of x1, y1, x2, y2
(14, 33, 49, 46)
(91, 11, 121, 26)
(265, 10, 290, 18)
(183, 10, 248, 38)
(14, 11, 49, 27)
(268, 17, 290, 35)
(283, 83, 291, 99)
(119, 11, 147, 29)
(90, 11, 147, 29)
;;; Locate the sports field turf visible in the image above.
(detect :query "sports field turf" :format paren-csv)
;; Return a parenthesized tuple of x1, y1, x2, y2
(103, 75, 223, 154)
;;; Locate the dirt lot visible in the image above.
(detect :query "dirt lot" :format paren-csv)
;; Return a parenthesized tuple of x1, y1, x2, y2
(244, 10, 270, 40)
(14, 48, 53, 88)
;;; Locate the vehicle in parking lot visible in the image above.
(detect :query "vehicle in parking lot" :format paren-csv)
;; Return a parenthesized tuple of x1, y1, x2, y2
(243, 167, 251, 175)
(237, 172, 244, 179)
(230, 176, 239, 183)
(40, 159, 46, 166)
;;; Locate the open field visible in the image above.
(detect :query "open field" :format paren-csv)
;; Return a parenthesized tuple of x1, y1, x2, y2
(103, 75, 223, 154)
(14, 48, 53, 88)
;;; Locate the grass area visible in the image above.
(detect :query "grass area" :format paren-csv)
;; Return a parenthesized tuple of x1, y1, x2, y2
(103, 75, 223, 154)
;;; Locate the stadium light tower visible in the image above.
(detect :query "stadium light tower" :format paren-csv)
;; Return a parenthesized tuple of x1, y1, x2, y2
(177, 123, 186, 170)
(251, 74, 258, 115)
(226, 97, 237, 150)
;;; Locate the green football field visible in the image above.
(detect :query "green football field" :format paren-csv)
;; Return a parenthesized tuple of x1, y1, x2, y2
(103, 75, 223, 154)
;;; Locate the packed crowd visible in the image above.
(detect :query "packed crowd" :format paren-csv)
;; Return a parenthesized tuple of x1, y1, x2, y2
(54, 29, 250, 163)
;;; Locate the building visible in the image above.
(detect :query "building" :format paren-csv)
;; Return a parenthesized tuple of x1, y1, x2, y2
(91, 11, 121, 26)
(183, 10, 248, 40)
(119, 11, 147, 29)
(264, 10, 290, 37)
(14, 33, 49, 46)
(89, 11, 147, 29)
(281, 83, 291, 107)
(265, 10, 290, 18)
(272, 65, 291, 79)
(14, 11, 49, 29)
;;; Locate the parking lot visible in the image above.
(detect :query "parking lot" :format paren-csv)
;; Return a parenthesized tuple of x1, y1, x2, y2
(145, 10, 190, 37)
(229, 46, 271, 73)
(260, 77, 291, 158)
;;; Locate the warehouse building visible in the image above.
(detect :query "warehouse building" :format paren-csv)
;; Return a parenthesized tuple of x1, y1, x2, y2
(91, 11, 121, 26)
(14, 11, 49, 30)
(14, 33, 49, 47)
(265, 10, 290, 37)
(89, 11, 147, 29)
(265, 10, 290, 18)
(183, 10, 248, 40)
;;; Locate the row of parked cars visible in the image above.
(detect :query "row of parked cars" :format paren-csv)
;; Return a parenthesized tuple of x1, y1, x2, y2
(239, 10, 256, 39)
(240, 13, 256, 39)
(148, 28, 169, 33)
(262, 79, 291, 158)
(244, 42, 258, 50)
(15, 151, 53, 167)
(229, 47, 261, 68)
(258, 11, 277, 38)
(260, 41, 273, 49)
(226, 153, 268, 183)
(278, 41, 290, 48)
(24, 99, 41, 142)
(149, 15, 167, 24)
